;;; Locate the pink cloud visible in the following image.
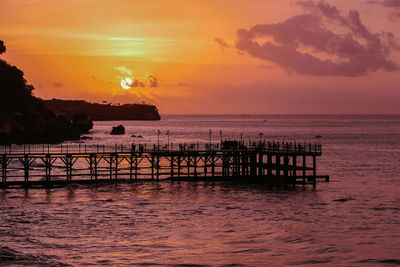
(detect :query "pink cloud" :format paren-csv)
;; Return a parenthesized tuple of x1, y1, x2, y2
(130, 79, 145, 88)
(53, 82, 63, 87)
(214, 37, 230, 51)
(367, 0, 400, 18)
(230, 1, 399, 76)
(147, 74, 159, 87)
(382, 0, 400, 7)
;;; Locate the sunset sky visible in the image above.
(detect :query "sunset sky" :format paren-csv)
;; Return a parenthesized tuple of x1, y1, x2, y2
(1, 0, 399, 114)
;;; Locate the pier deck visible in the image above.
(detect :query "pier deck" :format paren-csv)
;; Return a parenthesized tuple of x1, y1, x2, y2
(0, 141, 328, 188)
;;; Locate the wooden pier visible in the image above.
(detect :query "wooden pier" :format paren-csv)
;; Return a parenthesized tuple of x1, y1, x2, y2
(0, 141, 328, 188)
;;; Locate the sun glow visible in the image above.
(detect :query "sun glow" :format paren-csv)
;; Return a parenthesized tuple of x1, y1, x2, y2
(120, 77, 133, 89)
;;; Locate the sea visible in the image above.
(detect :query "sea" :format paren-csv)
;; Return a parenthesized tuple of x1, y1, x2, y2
(0, 114, 399, 266)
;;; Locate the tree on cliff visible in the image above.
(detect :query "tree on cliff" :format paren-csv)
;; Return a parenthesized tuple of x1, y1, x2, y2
(0, 40, 35, 113)
(0, 40, 93, 144)
(0, 41, 5, 54)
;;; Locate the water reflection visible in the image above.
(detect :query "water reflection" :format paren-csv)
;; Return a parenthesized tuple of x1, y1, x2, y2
(1, 115, 400, 265)
(66, 188, 75, 202)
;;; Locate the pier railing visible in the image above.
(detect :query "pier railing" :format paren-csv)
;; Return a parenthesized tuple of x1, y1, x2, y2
(2, 140, 321, 155)
(0, 140, 327, 188)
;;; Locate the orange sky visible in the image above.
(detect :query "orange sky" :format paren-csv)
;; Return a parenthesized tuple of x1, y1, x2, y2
(1, 0, 399, 114)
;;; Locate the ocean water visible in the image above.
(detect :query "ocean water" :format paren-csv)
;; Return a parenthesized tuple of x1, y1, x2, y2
(1, 114, 400, 266)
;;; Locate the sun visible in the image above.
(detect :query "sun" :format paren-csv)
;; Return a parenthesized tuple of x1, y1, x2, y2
(121, 77, 133, 89)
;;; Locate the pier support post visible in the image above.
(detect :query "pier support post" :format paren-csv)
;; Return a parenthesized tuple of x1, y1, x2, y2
(188, 156, 192, 177)
(109, 154, 113, 180)
(129, 154, 134, 180)
(211, 155, 215, 177)
(43, 154, 55, 183)
(283, 155, 289, 186)
(1, 155, 12, 184)
(177, 155, 181, 177)
(258, 152, 263, 176)
(284, 155, 289, 177)
(115, 153, 119, 179)
(204, 154, 208, 177)
(89, 154, 94, 180)
(222, 152, 226, 176)
(241, 153, 245, 176)
(313, 155, 317, 188)
(63, 154, 74, 182)
(250, 152, 257, 176)
(170, 155, 174, 178)
(151, 154, 154, 180)
(18, 154, 32, 183)
(225, 153, 230, 177)
(267, 154, 272, 177)
(156, 155, 160, 180)
(94, 155, 98, 180)
(193, 157, 197, 177)
(293, 156, 297, 188)
(235, 153, 240, 176)
(24, 155, 29, 182)
(303, 155, 306, 187)
(134, 155, 139, 180)
(18, 154, 38, 185)
(276, 155, 280, 180)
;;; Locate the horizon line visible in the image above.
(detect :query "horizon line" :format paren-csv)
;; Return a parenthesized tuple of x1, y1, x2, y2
(159, 113, 400, 116)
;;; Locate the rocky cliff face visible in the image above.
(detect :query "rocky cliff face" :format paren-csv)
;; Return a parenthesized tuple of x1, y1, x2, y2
(0, 40, 93, 145)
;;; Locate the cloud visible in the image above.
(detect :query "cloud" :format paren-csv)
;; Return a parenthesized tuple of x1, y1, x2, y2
(116, 66, 160, 89)
(131, 79, 145, 87)
(260, 64, 274, 69)
(367, 0, 400, 18)
(178, 83, 191, 87)
(382, 0, 400, 7)
(53, 82, 63, 87)
(230, 1, 399, 76)
(115, 66, 133, 76)
(146, 74, 159, 87)
(214, 37, 230, 50)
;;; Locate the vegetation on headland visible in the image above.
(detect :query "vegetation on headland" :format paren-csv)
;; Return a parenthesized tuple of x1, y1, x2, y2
(43, 99, 161, 121)
(0, 40, 93, 145)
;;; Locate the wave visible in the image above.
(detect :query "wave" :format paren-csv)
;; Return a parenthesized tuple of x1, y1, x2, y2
(0, 245, 68, 266)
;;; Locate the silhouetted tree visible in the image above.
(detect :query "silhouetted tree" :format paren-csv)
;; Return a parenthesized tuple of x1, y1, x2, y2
(0, 40, 5, 54)
(0, 40, 93, 144)
(0, 40, 34, 113)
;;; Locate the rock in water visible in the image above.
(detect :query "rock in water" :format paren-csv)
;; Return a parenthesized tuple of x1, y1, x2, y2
(110, 125, 125, 135)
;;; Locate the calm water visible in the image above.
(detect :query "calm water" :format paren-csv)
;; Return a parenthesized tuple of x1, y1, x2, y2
(1, 115, 400, 266)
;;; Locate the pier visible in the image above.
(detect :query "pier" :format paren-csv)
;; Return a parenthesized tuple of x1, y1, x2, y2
(0, 141, 328, 188)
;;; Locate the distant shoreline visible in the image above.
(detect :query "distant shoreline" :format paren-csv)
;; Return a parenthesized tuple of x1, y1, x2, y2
(43, 99, 161, 121)
(158, 113, 400, 116)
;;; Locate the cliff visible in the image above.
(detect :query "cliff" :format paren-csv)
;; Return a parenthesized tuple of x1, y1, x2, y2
(43, 99, 161, 121)
(0, 40, 93, 145)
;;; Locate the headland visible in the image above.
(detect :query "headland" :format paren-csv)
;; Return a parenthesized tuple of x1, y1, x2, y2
(43, 99, 161, 121)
